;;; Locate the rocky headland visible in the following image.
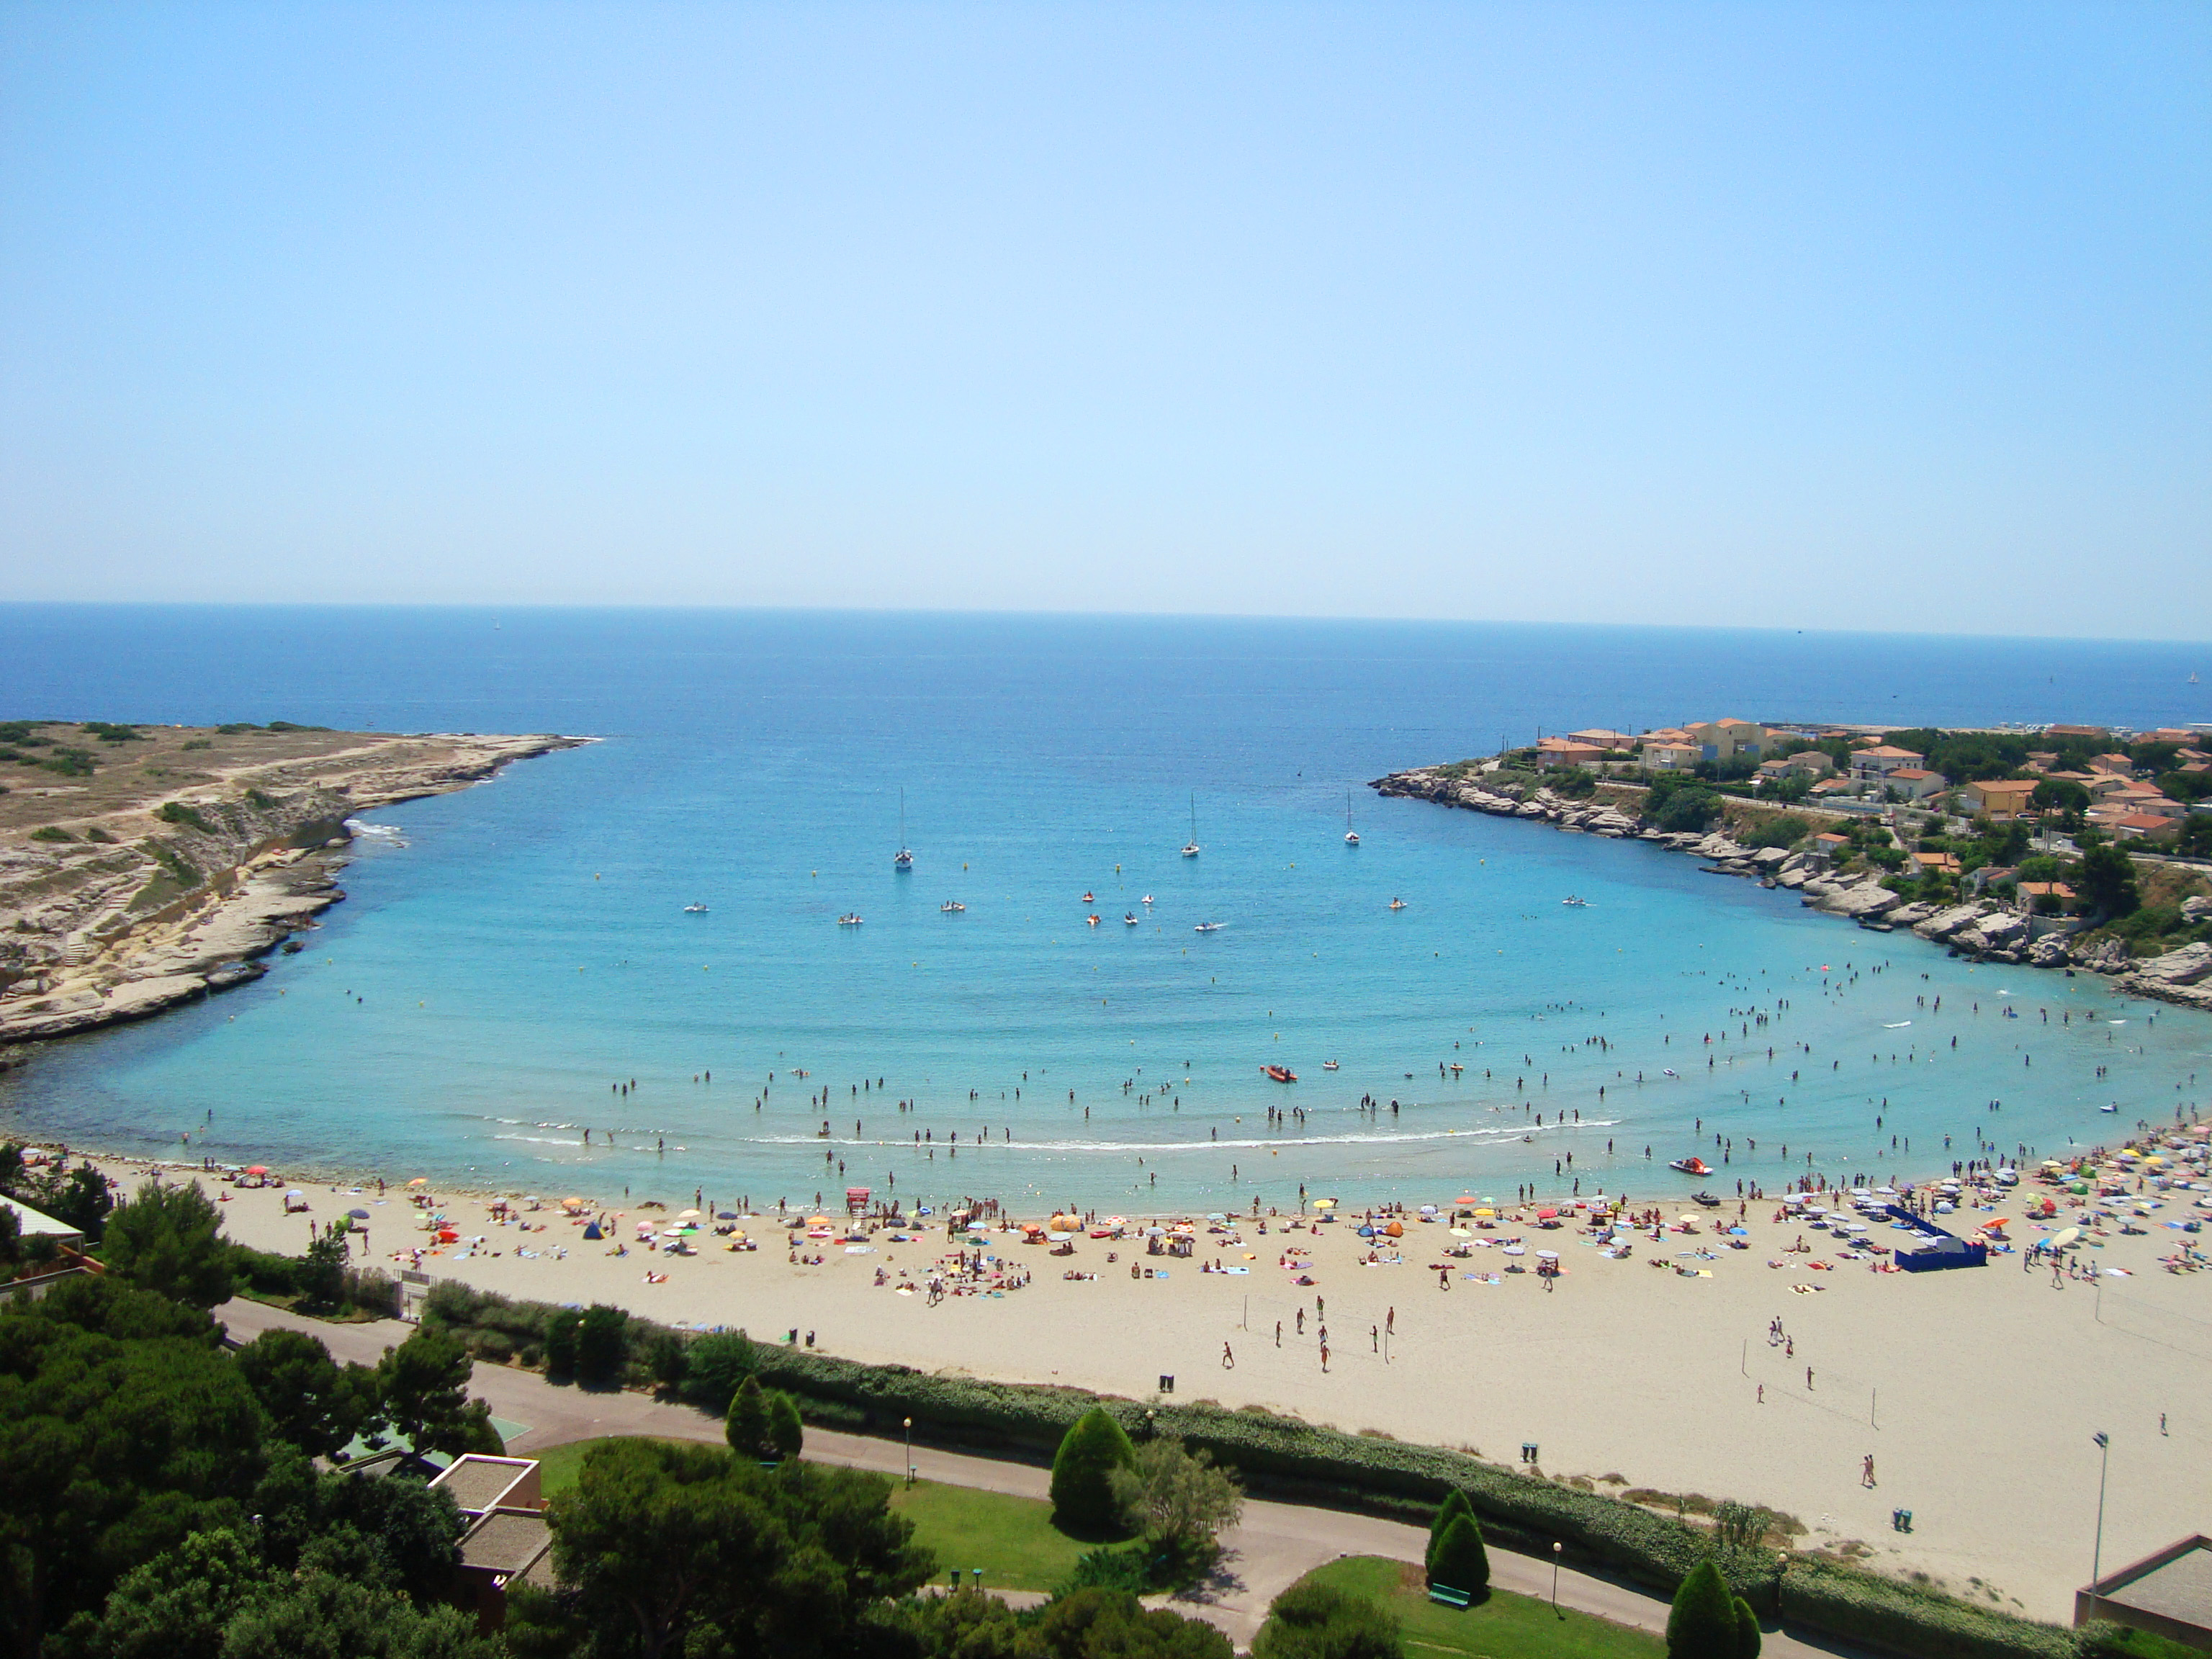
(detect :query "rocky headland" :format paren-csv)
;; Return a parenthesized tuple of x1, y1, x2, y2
(0, 726, 589, 1043)
(1372, 765, 2212, 1013)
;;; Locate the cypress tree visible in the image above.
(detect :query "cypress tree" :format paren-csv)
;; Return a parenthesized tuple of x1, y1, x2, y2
(1427, 1515, 1489, 1597)
(1666, 1562, 1741, 1659)
(726, 1375, 770, 1458)
(1426, 1491, 1475, 1582)
(1733, 1597, 1762, 1659)
(767, 1390, 805, 1462)
(1048, 1406, 1138, 1535)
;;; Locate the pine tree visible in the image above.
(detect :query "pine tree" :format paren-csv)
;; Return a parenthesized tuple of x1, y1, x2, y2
(1048, 1406, 1138, 1535)
(767, 1390, 805, 1462)
(726, 1375, 770, 1459)
(1426, 1491, 1474, 1583)
(1427, 1515, 1489, 1597)
(1666, 1563, 1741, 1659)
(1733, 1597, 1762, 1659)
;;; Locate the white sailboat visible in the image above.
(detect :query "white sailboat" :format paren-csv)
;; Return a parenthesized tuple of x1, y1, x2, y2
(1182, 793, 1200, 858)
(1344, 791, 1359, 845)
(894, 788, 913, 871)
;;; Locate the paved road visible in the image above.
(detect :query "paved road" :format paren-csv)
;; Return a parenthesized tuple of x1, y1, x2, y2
(218, 1300, 1869, 1656)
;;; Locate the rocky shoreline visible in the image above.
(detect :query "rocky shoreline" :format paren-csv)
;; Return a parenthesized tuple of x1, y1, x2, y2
(0, 731, 590, 1045)
(1372, 765, 2212, 1013)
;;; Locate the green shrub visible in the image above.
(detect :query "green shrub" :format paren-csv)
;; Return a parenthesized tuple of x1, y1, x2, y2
(181, 738, 212, 751)
(83, 721, 144, 743)
(1669, 1561, 1740, 1659)
(543, 1308, 582, 1378)
(1253, 1580, 1405, 1659)
(1742, 814, 1812, 850)
(1777, 1558, 2073, 1659)
(83, 825, 114, 843)
(1428, 1514, 1488, 1596)
(30, 826, 73, 843)
(2077, 1622, 2203, 1659)
(575, 1303, 629, 1388)
(1051, 1406, 1139, 1537)
(1066, 1545, 1156, 1594)
(680, 1330, 758, 1411)
(156, 801, 215, 833)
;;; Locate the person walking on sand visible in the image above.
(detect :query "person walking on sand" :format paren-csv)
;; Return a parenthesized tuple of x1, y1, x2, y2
(1319, 1341, 1330, 1372)
(1275, 1320, 1282, 1346)
(1807, 1367, 1815, 1390)
(1387, 1306, 1395, 1336)
(1222, 1342, 1234, 1369)
(1862, 1455, 1876, 1488)
(1758, 1384, 1765, 1404)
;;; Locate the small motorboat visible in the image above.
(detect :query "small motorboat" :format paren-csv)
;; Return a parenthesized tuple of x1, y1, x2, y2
(1693, 1192, 1722, 1208)
(2099, 1103, 2117, 1112)
(684, 902, 709, 914)
(1663, 1068, 1679, 1078)
(1322, 1060, 1339, 1071)
(1082, 891, 1094, 903)
(1194, 921, 1223, 933)
(1562, 896, 1588, 907)
(1141, 894, 1155, 906)
(1262, 1065, 1298, 1084)
(1344, 791, 1359, 845)
(1087, 914, 1102, 927)
(1669, 1156, 1713, 1177)
(1123, 912, 1138, 925)
(837, 913, 863, 926)
(1388, 897, 1408, 910)
(941, 901, 965, 913)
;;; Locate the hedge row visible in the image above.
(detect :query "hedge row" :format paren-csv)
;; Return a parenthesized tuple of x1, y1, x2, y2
(408, 1282, 2076, 1659)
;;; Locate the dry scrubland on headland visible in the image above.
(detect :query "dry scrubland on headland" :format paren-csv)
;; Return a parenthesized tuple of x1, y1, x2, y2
(0, 720, 588, 1042)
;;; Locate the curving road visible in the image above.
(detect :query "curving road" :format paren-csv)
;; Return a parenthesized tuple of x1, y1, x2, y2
(217, 1298, 1871, 1656)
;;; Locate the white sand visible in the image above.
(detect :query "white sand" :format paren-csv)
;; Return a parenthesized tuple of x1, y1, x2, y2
(85, 1149, 2211, 1623)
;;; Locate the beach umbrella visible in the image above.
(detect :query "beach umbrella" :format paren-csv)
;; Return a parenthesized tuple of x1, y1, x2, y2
(716, 1210, 737, 1220)
(1535, 1250, 1559, 1261)
(1419, 1204, 1439, 1215)
(561, 1197, 586, 1210)
(1384, 1221, 1403, 1237)
(349, 1208, 370, 1220)
(1537, 1208, 1559, 1219)
(1727, 1226, 1748, 1236)
(1678, 1215, 1701, 1225)
(1312, 1198, 1336, 1209)
(678, 1209, 701, 1220)
(2051, 1226, 2082, 1249)
(247, 1166, 269, 1176)
(581, 1222, 603, 1240)
(406, 1177, 428, 1186)
(284, 1189, 303, 1199)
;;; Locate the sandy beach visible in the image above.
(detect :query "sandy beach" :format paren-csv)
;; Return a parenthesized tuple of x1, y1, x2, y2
(74, 1133, 2210, 1627)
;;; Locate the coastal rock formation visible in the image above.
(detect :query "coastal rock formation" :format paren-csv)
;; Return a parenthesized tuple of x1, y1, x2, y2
(1, 730, 586, 1043)
(2130, 941, 2212, 988)
(1812, 879, 1901, 921)
(2075, 938, 2132, 974)
(1952, 912, 2028, 954)
(2028, 936, 2073, 968)
(2182, 895, 2212, 925)
(1911, 904, 1990, 944)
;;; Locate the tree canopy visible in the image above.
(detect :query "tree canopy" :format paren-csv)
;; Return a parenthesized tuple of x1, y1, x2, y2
(1048, 1408, 1138, 1537)
(101, 1180, 233, 1308)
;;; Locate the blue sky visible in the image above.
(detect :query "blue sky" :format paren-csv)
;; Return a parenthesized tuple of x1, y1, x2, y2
(1, 2, 2205, 636)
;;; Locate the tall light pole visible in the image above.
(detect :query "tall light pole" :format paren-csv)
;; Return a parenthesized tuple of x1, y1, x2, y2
(2091, 1432, 2110, 1588)
(904, 1418, 914, 1487)
(1552, 1542, 1563, 1614)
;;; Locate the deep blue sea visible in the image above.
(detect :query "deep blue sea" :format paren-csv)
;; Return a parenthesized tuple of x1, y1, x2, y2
(2, 606, 2207, 1214)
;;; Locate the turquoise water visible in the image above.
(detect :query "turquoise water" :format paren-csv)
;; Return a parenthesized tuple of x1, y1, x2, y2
(2, 606, 2206, 1212)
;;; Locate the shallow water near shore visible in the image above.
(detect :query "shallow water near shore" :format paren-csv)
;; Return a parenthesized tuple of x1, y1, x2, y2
(2, 606, 2207, 1212)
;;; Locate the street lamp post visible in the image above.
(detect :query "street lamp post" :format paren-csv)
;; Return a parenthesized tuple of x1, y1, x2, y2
(904, 1418, 914, 1487)
(2091, 1432, 2111, 1589)
(1552, 1542, 1563, 1614)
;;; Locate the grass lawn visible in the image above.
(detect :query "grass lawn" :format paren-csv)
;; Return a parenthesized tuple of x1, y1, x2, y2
(1292, 1557, 1665, 1659)
(526, 1439, 1090, 1595)
(889, 1478, 1098, 1593)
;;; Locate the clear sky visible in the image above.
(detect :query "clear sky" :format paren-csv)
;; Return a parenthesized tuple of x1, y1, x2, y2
(1, 3, 2206, 637)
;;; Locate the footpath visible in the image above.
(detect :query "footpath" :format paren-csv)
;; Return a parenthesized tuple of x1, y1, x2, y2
(217, 1300, 1871, 1656)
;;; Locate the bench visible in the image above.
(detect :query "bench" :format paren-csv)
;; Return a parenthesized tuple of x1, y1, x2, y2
(1427, 1584, 1473, 1609)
